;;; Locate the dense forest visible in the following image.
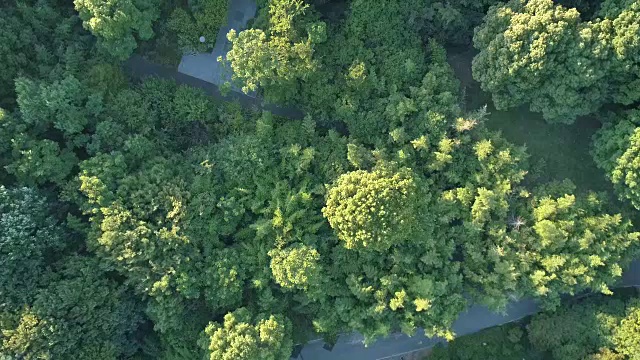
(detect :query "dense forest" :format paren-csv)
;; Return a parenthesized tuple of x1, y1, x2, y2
(1, 0, 640, 359)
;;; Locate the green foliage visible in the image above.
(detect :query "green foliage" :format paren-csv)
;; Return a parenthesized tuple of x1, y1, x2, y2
(78, 153, 193, 296)
(527, 293, 640, 360)
(16, 75, 103, 136)
(5, 138, 78, 186)
(323, 164, 424, 251)
(0, 0, 89, 106)
(593, 109, 640, 209)
(473, 0, 604, 123)
(430, 323, 530, 360)
(4, 0, 640, 356)
(200, 308, 293, 360)
(472, 0, 640, 123)
(0, 187, 66, 308)
(612, 299, 640, 357)
(0, 257, 142, 359)
(525, 191, 640, 308)
(439, 127, 639, 310)
(74, 0, 161, 59)
(423, 0, 503, 45)
(429, 292, 640, 360)
(299, 0, 435, 139)
(269, 244, 321, 290)
(226, 0, 322, 102)
(168, 0, 228, 53)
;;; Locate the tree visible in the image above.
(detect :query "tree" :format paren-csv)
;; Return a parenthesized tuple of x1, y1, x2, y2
(168, 0, 228, 53)
(0, 0, 88, 106)
(526, 294, 640, 360)
(269, 243, 321, 290)
(5, 137, 78, 186)
(612, 299, 640, 357)
(430, 323, 528, 360)
(0, 187, 66, 308)
(200, 308, 293, 360)
(77, 153, 195, 297)
(428, 292, 640, 360)
(74, 0, 161, 59)
(613, 299, 640, 359)
(0, 257, 142, 359)
(524, 191, 640, 309)
(15, 75, 104, 137)
(472, 0, 610, 123)
(598, 0, 640, 105)
(323, 164, 425, 251)
(1, 74, 108, 186)
(592, 109, 640, 209)
(225, 0, 324, 102)
(423, 0, 504, 45)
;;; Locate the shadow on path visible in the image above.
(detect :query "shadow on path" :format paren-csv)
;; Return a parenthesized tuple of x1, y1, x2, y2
(124, 55, 304, 120)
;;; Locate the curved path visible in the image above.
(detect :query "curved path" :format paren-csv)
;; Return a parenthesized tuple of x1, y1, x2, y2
(124, 55, 304, 120)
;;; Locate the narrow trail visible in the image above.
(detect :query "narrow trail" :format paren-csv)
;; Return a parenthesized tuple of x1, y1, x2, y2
(124, 55, 305, 120)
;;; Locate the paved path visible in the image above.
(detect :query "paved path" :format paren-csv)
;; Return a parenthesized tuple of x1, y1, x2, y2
(124, 55, 304, 119)
(296, 259, 640, 360)
(178, 0, 257, 88)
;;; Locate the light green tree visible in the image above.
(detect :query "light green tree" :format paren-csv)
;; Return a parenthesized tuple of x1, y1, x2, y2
(200, 308, 293, 360)
(323, 164, 424, 251)
(612, 299, 640, 357)
(269, 243, 321, 290)
(525, 191, 640, 308)
(225, 0, 323, 102)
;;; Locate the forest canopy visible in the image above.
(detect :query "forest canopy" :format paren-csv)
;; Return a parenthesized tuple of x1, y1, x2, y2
(2, 0, 640, 359)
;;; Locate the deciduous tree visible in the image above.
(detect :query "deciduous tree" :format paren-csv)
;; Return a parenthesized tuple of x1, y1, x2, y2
(200, 308, 293, 360)
(74, 0, 161, 59)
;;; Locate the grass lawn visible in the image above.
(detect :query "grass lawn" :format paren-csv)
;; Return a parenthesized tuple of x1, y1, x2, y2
(446, 46, 614, 196)
(483, 104, 611, 194)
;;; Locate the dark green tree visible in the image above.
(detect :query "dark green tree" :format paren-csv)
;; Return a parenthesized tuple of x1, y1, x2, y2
(0, 187, 66, 308)
(473, 0, 640, 123)
(74, 0, 161, 59)
(0, 257, 142, 359)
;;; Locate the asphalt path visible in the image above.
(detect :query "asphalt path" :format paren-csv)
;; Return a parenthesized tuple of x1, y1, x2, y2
(177, 0, 257, 89)
(124, 56, 304, 120)
(296, 260, 640, 360)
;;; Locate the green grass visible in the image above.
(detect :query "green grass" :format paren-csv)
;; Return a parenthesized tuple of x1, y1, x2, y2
(446, 46, 640, 222)
(483, 104, 611, 194)
(447, 46, 613, 196)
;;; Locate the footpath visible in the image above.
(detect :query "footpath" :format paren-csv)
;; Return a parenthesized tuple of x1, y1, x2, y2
(124, 56, 304, 120)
